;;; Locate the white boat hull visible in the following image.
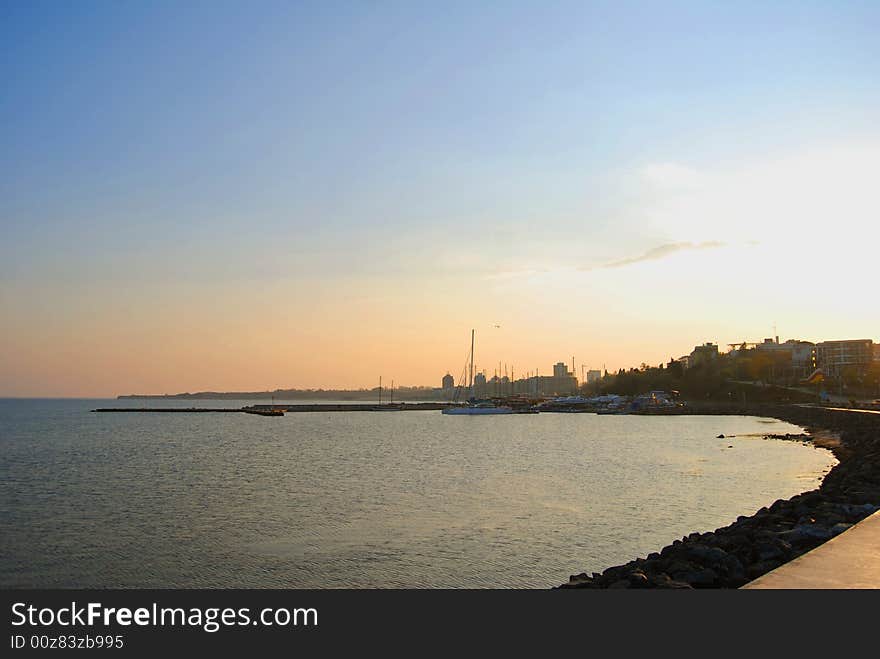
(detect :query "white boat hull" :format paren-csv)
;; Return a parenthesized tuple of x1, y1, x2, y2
(442, 406, 515, 415)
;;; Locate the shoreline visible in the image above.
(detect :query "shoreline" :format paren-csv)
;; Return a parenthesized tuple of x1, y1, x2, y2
(558, 403, 880, 589)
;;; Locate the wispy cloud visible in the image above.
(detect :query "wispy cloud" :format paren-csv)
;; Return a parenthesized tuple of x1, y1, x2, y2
(589, 241, 726, 270)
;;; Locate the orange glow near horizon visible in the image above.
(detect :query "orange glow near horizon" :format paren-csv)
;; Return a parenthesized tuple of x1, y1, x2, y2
(3, 251, 878, 397)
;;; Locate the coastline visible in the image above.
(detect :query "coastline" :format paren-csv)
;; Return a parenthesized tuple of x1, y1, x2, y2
(558, 403, 880, 589)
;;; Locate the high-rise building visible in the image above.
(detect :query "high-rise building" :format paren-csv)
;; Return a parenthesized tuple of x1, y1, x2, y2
(587, 370, 602, 384)
(546, 362, 577, 395)
(441, 373, 455, 390)
(473, 371, 488, 397)
(815, 340, 874, 377)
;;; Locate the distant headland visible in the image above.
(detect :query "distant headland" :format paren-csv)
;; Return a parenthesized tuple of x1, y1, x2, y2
(117, 387, 446, 401)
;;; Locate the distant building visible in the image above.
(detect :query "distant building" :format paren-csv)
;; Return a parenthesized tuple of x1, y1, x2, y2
(473, 371, 488, 397)
(508, 362, 577, 396)
(547, 362, 577, 395)
(689, 343, 719, 368)
(785, 340, 817, 372)
(755, 338, 816, 376)
(441, 373, 455, 390)
(587, 370, 602, 384)
(874, 344, 880, 363)
(815, 340, 874, 377)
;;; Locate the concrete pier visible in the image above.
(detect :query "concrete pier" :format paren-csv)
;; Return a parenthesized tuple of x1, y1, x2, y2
(743, 510, 880, 589)
(93, 408, 244, 413)
(93, 403, 453, 413)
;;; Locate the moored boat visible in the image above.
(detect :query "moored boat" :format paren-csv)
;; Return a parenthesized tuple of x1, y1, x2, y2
(442, 401, 515, 415)
(442, 329, 527, 415)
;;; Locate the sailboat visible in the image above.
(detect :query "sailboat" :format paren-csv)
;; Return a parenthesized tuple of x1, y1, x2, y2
(442, 329, 515, 415)
(373, 378, 402, 410)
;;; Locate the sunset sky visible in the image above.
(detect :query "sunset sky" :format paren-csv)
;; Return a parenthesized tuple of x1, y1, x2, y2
(2, 1, 878, 397)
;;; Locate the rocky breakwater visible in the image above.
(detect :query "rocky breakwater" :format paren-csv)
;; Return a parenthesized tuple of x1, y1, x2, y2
(559, 405, 880, 589)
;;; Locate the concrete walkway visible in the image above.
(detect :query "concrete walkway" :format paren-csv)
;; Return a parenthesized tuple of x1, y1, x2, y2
(820, 406, 880, 416)
(743, 510, 880, 589)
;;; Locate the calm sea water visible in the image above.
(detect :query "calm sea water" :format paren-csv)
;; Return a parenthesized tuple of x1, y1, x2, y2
(0, 399, 835, 588)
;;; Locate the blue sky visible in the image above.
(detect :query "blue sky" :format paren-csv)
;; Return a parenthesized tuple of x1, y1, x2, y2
(2, 1, 879, 394)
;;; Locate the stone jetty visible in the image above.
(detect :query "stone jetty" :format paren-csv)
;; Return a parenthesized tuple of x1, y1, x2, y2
(558, 404, 880, 589)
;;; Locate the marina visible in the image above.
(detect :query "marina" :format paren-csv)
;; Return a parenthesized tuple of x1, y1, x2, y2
(92, 391, 687, 415)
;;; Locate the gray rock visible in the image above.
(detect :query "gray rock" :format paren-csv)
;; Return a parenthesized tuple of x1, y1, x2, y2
(686, 544, 728, 564)
(777, 529, 808, 544)
(568, 573, 592, 585)
(680, 568, 718, 586)
(628, 571, 650, 588)
(650, 573, 672, 587)
(755, 542, 783, 562)
(794, 524, 833, 541)
(747, 559, 781, 579)
(720, 554, 746, 580)
(668, 560, 698, 578)
(841, 503, 879, 518)
(829, 522, 853, 536)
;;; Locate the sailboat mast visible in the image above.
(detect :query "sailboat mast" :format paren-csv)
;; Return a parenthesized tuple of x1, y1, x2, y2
(469, 329, 475, 399)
